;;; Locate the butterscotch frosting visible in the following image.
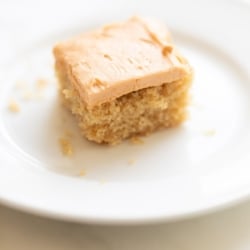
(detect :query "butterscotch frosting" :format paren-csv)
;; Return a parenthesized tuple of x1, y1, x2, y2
(53, 16, 192, 106)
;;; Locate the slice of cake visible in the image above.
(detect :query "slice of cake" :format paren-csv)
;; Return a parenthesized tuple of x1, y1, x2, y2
(53, 16, 193, 144)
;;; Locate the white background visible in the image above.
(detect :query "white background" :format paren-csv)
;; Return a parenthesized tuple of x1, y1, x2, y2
(1, 201, 250, 250)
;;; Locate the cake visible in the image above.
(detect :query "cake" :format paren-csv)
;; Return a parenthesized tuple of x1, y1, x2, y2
(53, 16, 193, 144)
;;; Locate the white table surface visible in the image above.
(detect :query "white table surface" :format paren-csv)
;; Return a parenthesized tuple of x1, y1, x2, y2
(1, 200, 250, 250)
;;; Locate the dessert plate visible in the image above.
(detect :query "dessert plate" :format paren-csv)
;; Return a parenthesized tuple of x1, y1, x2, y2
(0, 0, 250, 224)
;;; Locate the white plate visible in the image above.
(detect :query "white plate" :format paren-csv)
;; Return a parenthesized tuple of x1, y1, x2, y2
(0, 0, 250, 224)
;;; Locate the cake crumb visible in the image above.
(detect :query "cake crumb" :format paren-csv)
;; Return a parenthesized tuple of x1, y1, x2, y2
(8, 100, 20, 113)
(64, 129, 74, 138)
(130, 136, 144, 145)
(79, 169, 86, 177)
(36, 92, 45, 100)
(127, 159, 136, 165)
(59, 137, 73, 156)
(36, 78, 48, 89)
(191, 100, 204, 110)
(22, 89, 45, 101)
(203, 129, 216, 137)
(185, 111, 191, 120)
(22, 91, 35, 100)
(99, 180, 107, 185)
(15, 81, 27, 90)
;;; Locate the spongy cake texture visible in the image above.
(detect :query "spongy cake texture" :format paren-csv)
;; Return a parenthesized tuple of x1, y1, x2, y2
(53, 17, 193, 144)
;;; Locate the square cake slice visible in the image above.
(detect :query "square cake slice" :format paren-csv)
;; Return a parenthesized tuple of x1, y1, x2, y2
(53, 16, 193, 144)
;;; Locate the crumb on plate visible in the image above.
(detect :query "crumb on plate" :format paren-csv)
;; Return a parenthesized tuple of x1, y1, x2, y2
(185, 111, 191, 120)
(99, 180, 107, 185)
(15, 80, 27, 90)
(190, 100, 204, 110)
(36, 78, 48, 89)
(22, 91, 35, 100)
(79, 169, 86, 177)
(127, 159, 136, 165)
(203, 129, 216, 137)
(63, 129, 74, 138)
(130, 136, 144, 145)
(8, 100, 20, 113)
(59, 137, 73, 156)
